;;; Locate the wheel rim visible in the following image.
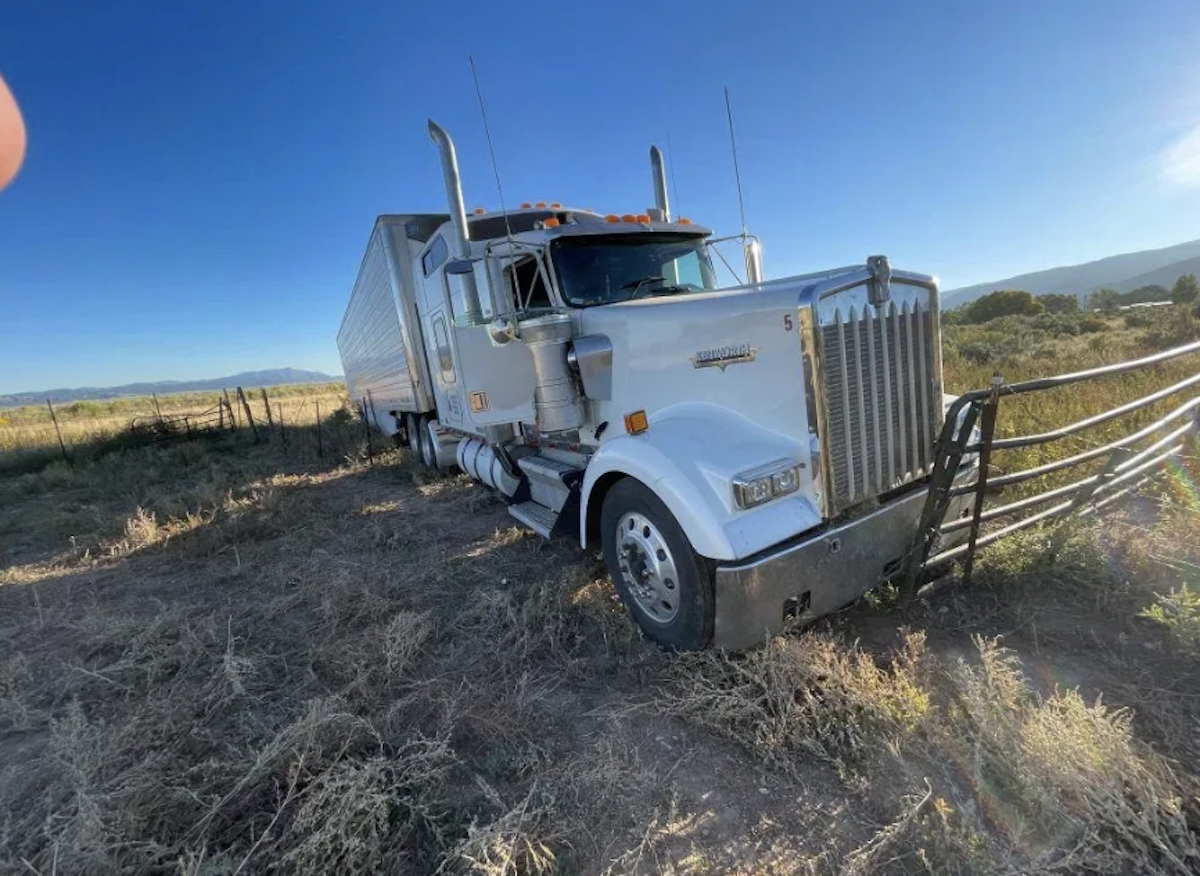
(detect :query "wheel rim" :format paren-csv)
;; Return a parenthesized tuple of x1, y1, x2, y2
(615, 511, 680, 624)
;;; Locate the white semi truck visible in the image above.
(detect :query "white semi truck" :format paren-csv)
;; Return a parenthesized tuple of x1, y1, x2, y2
(337, 120, 972, 650)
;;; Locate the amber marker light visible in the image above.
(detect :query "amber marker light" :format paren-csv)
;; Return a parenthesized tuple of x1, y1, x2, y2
(624, 410, 649, 434)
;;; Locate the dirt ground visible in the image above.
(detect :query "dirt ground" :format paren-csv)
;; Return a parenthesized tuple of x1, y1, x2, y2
(2, 431, 1199, 874)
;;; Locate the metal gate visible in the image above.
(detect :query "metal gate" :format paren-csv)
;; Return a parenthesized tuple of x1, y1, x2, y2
(899, 337, 1200, 600)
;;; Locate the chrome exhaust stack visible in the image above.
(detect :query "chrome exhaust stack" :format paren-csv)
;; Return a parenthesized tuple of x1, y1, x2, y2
(428, 119, 482, 321)
(744, 238, 763, 285)
(649, 145, 670, 222)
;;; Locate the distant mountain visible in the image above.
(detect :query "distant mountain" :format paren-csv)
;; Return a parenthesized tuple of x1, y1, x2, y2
(943, 238, 1200, 308)
(1103, 256, 1200, 296)
(0, 368, 341, 409)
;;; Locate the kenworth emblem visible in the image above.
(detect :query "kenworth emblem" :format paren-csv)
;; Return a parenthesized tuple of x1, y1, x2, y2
(691, 343, 757, 371)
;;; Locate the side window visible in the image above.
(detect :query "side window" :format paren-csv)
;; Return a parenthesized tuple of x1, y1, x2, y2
(666, 252, 704, 288)
(422, 235, 448, 277)
(433, 315, 455, 383)
(505, 255, 551, 310)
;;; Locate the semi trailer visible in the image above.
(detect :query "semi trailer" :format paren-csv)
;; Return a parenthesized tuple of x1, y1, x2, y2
(337, 120, 974, 650)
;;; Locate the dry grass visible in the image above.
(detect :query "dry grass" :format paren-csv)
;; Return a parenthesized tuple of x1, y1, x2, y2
(0, 381, 347, 475)
(1, 329, 1199, 873)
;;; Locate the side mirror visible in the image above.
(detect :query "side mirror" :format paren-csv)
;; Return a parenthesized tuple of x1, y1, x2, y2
(445, 258, 476, 276)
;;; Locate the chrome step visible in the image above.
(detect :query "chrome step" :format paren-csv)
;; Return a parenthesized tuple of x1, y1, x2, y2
(517, 454, 581, 513)
(507, 501, 559, 538)
(517, 454, 580, 480)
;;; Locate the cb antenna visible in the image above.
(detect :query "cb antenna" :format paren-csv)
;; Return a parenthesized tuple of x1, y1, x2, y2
(724, 85, 748, 238)
(470, 55, 514, 244)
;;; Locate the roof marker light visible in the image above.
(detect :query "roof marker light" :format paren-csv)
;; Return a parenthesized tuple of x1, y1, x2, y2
(636, 214, 651, 223)
(543, 217, 560, 228)
(605, 214, 620, 223)
(621, 214, 637, 223)
(678, 217, 692, 225)
(535, 201, 547, 208)
(520, 202, 532, 209)
(550, 202, 562, 208)
(473, 207, 485, 214)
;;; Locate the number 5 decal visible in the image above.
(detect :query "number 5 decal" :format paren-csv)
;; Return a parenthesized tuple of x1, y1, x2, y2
(783, 313, 794, 332)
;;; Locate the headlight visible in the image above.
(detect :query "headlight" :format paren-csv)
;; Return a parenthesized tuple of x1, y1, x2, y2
(733, 460, 802, 509)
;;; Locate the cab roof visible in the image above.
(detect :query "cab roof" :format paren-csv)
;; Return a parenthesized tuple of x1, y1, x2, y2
(466, 206, 710, 242)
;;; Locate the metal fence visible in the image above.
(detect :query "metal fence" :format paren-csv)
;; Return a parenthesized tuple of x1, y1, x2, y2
(900, 338, 1200, 599)
(128, 400, 236, 445)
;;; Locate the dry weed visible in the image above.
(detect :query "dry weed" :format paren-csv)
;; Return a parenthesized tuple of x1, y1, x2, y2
(659, 631, 933, 770)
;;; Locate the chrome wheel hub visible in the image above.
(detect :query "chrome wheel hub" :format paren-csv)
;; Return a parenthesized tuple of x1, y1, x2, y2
(615, 512, 679, 623)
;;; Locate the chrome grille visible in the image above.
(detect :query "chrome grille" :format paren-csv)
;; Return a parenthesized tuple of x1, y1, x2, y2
(820, 299, 940, 513)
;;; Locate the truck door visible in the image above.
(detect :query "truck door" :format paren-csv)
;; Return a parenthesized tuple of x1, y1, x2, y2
(417, 234, 466, 425)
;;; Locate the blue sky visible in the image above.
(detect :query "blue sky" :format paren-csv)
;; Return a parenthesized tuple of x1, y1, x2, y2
(2, 1, 1200, 393)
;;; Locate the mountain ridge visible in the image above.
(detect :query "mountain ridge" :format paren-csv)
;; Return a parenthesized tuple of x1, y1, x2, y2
(1, 368, 341, 409)
(943, 238, 1200, 307)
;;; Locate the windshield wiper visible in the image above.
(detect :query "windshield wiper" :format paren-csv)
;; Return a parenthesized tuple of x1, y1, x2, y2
(620, 275, 666, 300)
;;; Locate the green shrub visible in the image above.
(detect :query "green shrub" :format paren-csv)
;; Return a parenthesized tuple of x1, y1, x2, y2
(965, 289, 1045, 323)
(1139, 584, 1200, 654)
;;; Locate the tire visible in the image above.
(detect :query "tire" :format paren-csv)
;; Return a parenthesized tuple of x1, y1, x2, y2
(406, 413, 423, 460)
(600, 478, 714, 650)
(418, 417, 438, 470)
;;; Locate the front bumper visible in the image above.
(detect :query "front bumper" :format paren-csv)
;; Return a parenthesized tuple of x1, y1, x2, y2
(712, 481, 973, 649)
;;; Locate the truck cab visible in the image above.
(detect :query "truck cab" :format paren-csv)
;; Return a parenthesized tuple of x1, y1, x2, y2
(337, 120, 972, 650)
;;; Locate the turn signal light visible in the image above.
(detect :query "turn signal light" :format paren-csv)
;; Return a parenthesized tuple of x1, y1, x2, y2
(624, 410, 649, 435)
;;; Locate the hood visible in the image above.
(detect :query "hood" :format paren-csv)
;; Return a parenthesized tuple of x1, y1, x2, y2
(578, 282, 813, 448)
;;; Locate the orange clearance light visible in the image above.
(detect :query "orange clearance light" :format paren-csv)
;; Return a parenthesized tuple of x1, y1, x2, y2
(678, 217, 692, 225)
(605, 214, 620, 223)
(473, 207, 485, 214)
(543, 217, 560, 228)
(535, 201, 547, 208)
(636, 213, 651, 223)
(520, 202, 532, 209)
(550, 202, 562, 208)
(624, 410, 649, 435)
(621, 214, 637, 223)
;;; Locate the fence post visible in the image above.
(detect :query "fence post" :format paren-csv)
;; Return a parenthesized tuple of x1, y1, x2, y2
(961, 374, 1004, 587)
(237, 387, 260, 442)
(898, 399, 983, 604)
(260, 389, 275, 433)
(277, 403, 286, 449)
(218, 402, 225, 431)
(46, 399, 70, 465)
(315, 400, 324, 459)
(152, 393, 164, 424)
(224, 389, 238, 429)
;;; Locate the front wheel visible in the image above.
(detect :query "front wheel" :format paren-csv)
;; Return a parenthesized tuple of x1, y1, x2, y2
(600, 479, 714, 650)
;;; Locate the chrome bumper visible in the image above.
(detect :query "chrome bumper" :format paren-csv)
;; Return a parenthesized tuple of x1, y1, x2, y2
(712, 483, 972, 650)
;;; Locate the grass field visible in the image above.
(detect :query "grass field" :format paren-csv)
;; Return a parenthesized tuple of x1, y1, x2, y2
(0, 382, 347, 477)
(2, 311, 1199, 874)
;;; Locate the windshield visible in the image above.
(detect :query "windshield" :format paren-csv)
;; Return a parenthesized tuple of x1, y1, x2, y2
(550, 234, 718, 307)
